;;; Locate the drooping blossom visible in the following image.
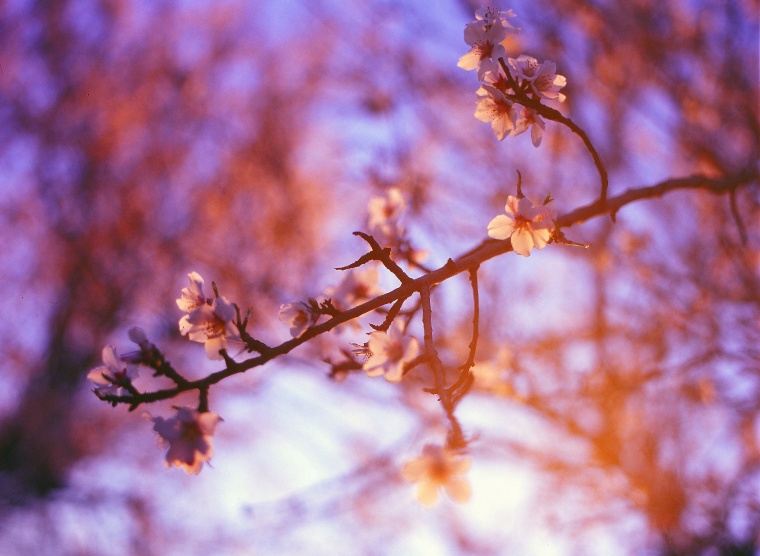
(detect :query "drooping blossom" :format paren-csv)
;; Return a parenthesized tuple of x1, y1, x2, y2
(151, 407, 222, 475)
(180, 296, 240, 360)
(368, 187, 406, 240)
(512, 106, 546, 147)
(475, 85, 518, 140)
(87, 345, 139, 396)
(401, 444, 472, 507)
(363, 321, 419, 382)
(176, 271, 209, 313)
(458, 18, 508, 80)
(487, 195, 553, 256)
(325, 267, 383, 312)
(508, 55, 567, 102)
(278, 302, 319, 338)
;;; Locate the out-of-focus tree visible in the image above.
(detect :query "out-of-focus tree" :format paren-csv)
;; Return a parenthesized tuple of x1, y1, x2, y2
(0, 0, 757, 554)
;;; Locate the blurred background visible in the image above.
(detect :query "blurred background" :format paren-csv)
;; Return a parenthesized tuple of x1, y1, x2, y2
(0, 0, 758, 554)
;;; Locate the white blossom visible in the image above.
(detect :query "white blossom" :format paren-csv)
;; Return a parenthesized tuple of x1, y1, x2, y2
(458, 19, 508, 80)
(176, 271, 209, 313)
(487, 195, 553, 256)
(179, 296, 240, 360)
(87, 346, 139, 396)
(508, 55, 567, 102)
(363, 321, 419, 382)
(475, 85, 518, 140)
(278, 302, 319, 338)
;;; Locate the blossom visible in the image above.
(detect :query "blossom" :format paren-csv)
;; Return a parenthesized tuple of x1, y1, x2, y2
(363, 321, 419, 382)
(176, 271, 209, 313)
(512, 106, 546, 147)
(508, 55, 566, 102)
(458, 19, 508, 79)
(278, 302, 319, 338)
(325, 267, 383, 311)
(151, 407, 222, 475)
(179, 296, 240, 360)
(475, 7, 519, 32)
(368, 187, 406, 240)
(475, 85, 518, 140)
(87, 346, 139, 396)
(487, 195, 553, 256)
(401, 444, 472, 507)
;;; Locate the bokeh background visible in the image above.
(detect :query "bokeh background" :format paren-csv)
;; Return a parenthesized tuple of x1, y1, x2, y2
(1, 0, 758, 554)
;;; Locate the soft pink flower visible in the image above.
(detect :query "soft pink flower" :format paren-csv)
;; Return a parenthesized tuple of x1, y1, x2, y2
(475, 85, 517, 140)
(176, 272, 209, 313)
(278, 302, 319, 338)
(368, 187, 406, 240)
(458, 19, 508, 79)
(487, 195, 553, 256)
(401, 444, 472, 507)
(325, 267, 383, 312)
(87, 346, 139, 396)
(363, 321, 419, 382)
(508, 55, 567, 102)
(475, 7, 519, 31)
(151, 407, 222, 475)
(179, 296, 240, 360)
(512, 106, 546, 147)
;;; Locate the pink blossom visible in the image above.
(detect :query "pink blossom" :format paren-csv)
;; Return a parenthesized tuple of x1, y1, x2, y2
(487, 195, 553, 256)
(87, 346, 139, 396)
(401, 444, 472, 507)
(151, 407, 222, 475)
(363, 321, 419, 382)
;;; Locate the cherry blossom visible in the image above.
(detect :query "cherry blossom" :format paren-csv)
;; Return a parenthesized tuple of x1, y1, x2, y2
(487, 195, 553, 256)
(513, 106, 546, 147)
(401, 444, 472, 507)
(508, 55, 567, 102)
(180, 296, 240, 360)
(475, 85, 518, 140)
(363, 321, 419, 382)
(87, 345, 139, 396)
(325, 267, 383, 312)
(368, 187, 406, 240)
(278, 302, 319, 338)
(176, 271, 210, 313)
(458, 19, 508, 80)
(151, 407, 222, 475)
(475, 7, 519, 32)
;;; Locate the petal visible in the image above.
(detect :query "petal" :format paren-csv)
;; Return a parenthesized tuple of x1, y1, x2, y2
(87, 366, 112, 386)
(197, 412, 223, 435)
(531, 122, 543, 147)
(510, 229, 534, 256)
(416, 480, 441, 507)
(457, 50, 480, 71)
(101, 346, 121, 373)
(487, 215, 514, 240)
(401, 459, 427, 482)
(444, 477, 472, 503)
(205, 336, 226, 360)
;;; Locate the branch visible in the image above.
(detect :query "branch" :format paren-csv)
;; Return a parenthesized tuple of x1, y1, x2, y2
(99, 171, 756, 408)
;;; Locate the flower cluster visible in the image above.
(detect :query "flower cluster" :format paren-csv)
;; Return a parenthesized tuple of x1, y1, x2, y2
(459, 8, 566, 146)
